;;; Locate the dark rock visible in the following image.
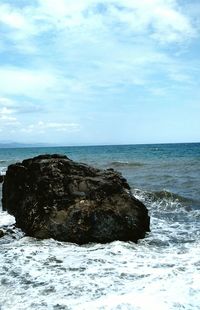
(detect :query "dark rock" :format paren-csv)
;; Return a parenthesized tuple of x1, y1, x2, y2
(0, 229, 4, 238)
(0, 175, 4, 183)
(2, 154, 150, 244)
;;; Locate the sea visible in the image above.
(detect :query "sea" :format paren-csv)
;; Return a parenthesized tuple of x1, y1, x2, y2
(0, 143, 200, 310)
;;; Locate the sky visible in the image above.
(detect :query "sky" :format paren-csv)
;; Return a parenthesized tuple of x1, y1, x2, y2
(0, 0, 200, 145)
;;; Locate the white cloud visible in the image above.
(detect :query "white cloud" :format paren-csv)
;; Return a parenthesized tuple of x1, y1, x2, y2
(0, 0, 199, 144)
(0, 67, 59, 97)
(0, 105, 20, 126)
(34, 0, 196, 43)
(0, 97, 15, 107)
(0, 3, 38, 54)
(0, 0, 197, 95)
(168, 71, 192, 83)
(0, 97, 17, 128)
(0, 114, 18, 123)
(0, 106, 13, 115)
(0, 3, 26, 29)
(149, 87, 167, 96)
(21, 121, 80, 134)
(40, 0, 195, 42)
(0, 0, 196, 45)
(106, 0, 196, 43)
(38, 121, 80, 132)
(0, 96, 45, 116)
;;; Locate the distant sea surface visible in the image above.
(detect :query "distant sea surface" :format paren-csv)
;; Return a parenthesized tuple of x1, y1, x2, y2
(1, 143, 200, 309)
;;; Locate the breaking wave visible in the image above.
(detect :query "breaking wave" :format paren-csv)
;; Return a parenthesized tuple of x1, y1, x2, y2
(108, 161, 145, 168)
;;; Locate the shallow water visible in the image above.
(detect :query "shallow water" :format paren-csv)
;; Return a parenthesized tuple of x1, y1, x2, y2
(0, 143, 200, 309)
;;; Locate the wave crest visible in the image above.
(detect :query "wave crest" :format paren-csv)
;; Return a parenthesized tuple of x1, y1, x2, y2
(109, 161, 145, 168)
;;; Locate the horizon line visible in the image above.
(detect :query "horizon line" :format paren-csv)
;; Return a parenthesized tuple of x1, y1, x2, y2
(0, 141, 199, 149)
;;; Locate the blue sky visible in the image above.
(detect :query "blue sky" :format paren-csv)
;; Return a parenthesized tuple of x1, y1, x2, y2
(0, 0, 200, 145)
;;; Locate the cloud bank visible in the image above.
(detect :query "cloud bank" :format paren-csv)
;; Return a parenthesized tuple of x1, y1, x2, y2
(0, 0, 199, 144)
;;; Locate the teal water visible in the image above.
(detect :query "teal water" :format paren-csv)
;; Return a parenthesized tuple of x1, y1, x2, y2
(0, 143, 200, 310)
(1, 143, 200, 207)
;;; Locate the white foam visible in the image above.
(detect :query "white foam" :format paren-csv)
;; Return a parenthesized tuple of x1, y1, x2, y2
(0, 234, 200, 310)
(0, 211, 15, 227)
(0, 169, 6, 176)
(0, 189, 200, 309)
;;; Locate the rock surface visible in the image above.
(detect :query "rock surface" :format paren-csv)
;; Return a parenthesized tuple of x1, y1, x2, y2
(0, 175, 4, 183)
(2, 154, 150, 244)
(0, 229, 4, 238)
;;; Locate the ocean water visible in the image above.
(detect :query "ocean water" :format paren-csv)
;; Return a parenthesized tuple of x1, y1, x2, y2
(0, 143, 200, 309)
